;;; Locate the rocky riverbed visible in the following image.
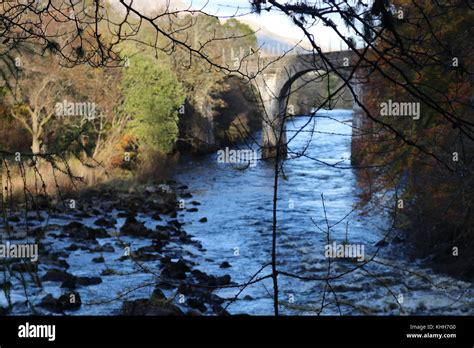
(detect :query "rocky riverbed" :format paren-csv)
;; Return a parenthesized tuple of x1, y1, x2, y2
(0, 181, 234, 315)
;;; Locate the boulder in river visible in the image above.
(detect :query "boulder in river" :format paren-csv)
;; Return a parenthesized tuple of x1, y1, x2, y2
(63, 222, 108, 240)
(186, 298, 207, 313)
(120, 216, 151, 237)
(122, 299, 183, 316)
(191, 270, 232, 287)
(41, 269, 75, 283)
(219, 261, 231, 269)
(39, 292, 81, 312)
(59, 291, 82, 311)
(161, 259, 191, 280)
(76, 276, 102, 286)
(94, 217, 117, 228)
(92, 256, 105, 263)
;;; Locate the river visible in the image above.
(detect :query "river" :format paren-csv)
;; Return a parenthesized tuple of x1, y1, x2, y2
(173, 109, 473, 315)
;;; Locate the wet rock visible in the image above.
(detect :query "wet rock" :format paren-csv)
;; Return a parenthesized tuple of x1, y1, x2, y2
(199, 217, 208, 223)
(151, 213, 162, 221)
(388, 303, 399, 310)
(39, 294, 62, 313)
(56, 259, 70, 269)
(93, 244, 115, 253)
(137, 243, 162, 254)
(41, 269, 75, 283)
(155, 230, 171, 241)
(8, 216, 20, 223)
(151, 288, 166, 301)
(51, 250, 69, 259)
(94, 217, 117, 228)
(156, 204, 176, 215)
(219, 261, 231, 269)
(331, 284, 364, 292)
(156, 225, 171, 232)
(416, 302, 427, 311)
(59, 291, 81, 311)
(75, 212, 92, 219)
(191, 270, 231, 287)
(28, 227, 44, 238)
(132, 251, 161, 262)
(64, 222, 84, 231)
(40, 253, 70, 269)
(217, 275, 231, 286)
(377, 277, 399, 286)
(186, 298, 207, 313)
(122, 299, 183, 316)
(120, 216, 151, 237)
(101, 268, 117, 276)
(213, 305, 230, 316)
(91, 254, 105, 262)
(169, 220, 183, 229)
(39, 291, 81, 312)
(179, 232, 192, 243)
(161, 260, 191, 280)
(63, 222, 108, 240)
(61, 278, 76, 289)
(156, 281, 175, 290)
(177, 284, 225, 310)
(65, 244, 79, 252)
(76, 277, 102, 286)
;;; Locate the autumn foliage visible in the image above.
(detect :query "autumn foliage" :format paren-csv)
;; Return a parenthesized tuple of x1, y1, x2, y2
(354, 0, 474, 278)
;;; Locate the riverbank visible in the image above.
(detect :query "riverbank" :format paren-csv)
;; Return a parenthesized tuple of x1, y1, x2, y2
(0, 180, 233, 315)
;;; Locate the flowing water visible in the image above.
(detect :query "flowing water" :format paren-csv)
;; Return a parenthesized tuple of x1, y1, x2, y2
(1, 109, 472, 316)
(174, 109, 473, 315)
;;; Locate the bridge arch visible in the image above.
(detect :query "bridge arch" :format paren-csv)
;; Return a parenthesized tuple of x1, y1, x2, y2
(249, 54, 358, 159)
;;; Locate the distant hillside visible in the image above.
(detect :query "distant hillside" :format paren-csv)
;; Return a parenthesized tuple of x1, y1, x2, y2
(110, 1, 330, 55)
(238, 19, 322, 56)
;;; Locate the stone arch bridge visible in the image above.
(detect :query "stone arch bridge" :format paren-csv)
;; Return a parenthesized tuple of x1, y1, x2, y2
(240, 50, 364, 158)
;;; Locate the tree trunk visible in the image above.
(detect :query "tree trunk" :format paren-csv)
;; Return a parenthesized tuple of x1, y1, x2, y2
(31, 134, 41, 154)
